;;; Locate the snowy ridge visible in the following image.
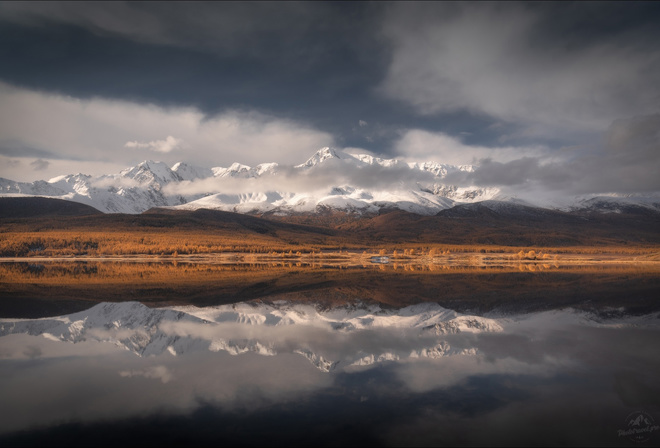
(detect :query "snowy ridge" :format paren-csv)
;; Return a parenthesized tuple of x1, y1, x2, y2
(165, 145, 498, 215)
(171, 162, 213, 181)
(296, 146, 356, 168)
(0, 147, 496, 215)
(2, 301, 656, 372)
(565, 194, 660, 214)
(2, 146, 657, 215)
(119, 160, 183, 186)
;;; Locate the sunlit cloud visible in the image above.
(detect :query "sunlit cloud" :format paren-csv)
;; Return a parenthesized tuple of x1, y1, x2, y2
(125, 136, 185, 153)
(162, 160, 437, 197)
(0, 82, 335, 180)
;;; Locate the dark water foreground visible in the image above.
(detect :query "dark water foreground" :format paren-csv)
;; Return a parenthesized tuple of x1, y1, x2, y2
(0, 260, 659, 446)
(0, 299, 659, 446)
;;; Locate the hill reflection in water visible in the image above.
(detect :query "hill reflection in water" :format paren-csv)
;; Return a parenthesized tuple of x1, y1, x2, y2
(0, 257, 658, 317)
(0, 300, 659, 446)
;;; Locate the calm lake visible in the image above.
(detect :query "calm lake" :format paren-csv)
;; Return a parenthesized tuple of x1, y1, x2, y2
(0, 260, 659, 446)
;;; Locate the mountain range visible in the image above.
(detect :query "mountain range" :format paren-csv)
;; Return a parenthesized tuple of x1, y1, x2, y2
(3, 147, 658, 216)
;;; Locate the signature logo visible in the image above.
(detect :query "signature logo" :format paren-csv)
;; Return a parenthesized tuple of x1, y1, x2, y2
(618, 411, 659, 443)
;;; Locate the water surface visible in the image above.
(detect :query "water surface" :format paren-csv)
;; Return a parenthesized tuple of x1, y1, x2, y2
(0, 300, 659, 446)
(1, 258, 659, 445)
(1, 259, 658, 317)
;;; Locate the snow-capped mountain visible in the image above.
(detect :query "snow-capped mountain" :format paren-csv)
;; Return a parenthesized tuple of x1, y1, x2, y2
(296, 146, 357, 168)
(119, 160, 183, 186)
(171, 162, 213, 181)
(565, 194, 660, 214)
(0, 178, 69, 197)
(212, 162, 278, 178)
(1, 147, 658, 215)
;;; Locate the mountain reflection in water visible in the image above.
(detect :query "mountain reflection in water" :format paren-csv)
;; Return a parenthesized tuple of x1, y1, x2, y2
(1, 259, 659, 317)
(1, 301, 659, 446)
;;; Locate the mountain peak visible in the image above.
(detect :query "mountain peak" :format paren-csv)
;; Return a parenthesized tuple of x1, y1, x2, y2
(137, 160, 164, 170)
(317, 146, 340, 157)
(296, 147, 354, 169)
(228, 162, 251, 172)
(120, 160, 182, 185)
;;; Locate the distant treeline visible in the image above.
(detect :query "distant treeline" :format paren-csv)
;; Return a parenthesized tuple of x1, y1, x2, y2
(0, 229, 657, 257)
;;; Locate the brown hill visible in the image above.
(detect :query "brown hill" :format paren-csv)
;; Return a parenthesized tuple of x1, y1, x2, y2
(0, 198, 658, 255)
(0, 197, 102, 218)
(334, 203, 660, 246)
(0, 203, 338, 256)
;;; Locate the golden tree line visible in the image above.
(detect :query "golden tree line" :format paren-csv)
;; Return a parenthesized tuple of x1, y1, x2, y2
(0, 229, 657, 257)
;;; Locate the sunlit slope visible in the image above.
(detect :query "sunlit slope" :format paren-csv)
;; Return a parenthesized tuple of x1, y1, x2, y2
(1, 197, 659, 257)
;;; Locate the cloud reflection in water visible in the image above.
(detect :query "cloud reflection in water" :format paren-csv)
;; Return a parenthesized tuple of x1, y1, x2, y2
(0, 301, 659, 445)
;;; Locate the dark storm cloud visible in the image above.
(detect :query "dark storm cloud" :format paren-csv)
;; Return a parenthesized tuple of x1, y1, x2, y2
(571, 114, 660, 193)
(0, 140, 59, 159)
(0, 2, 563, 153)
(379, 2, 660, 141)
(0, 1, 658, 189)
(0, 2, 395, 150)
(0, 2, 362, 59)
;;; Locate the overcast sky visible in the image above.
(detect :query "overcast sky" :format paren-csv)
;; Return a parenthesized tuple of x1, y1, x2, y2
(0, 2, 658, 195)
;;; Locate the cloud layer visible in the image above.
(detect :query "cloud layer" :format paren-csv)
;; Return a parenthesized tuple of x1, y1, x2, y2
(0, 3, 658, 196)
(378, 3, 660, 139)
(1, 77, 657, 198)
(393, 129, 544, 165)
(452, 114, 660, 195)
(125, 136, 185, 154)
(0, 82, 334, 181)
(163, 159, 439, 198)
